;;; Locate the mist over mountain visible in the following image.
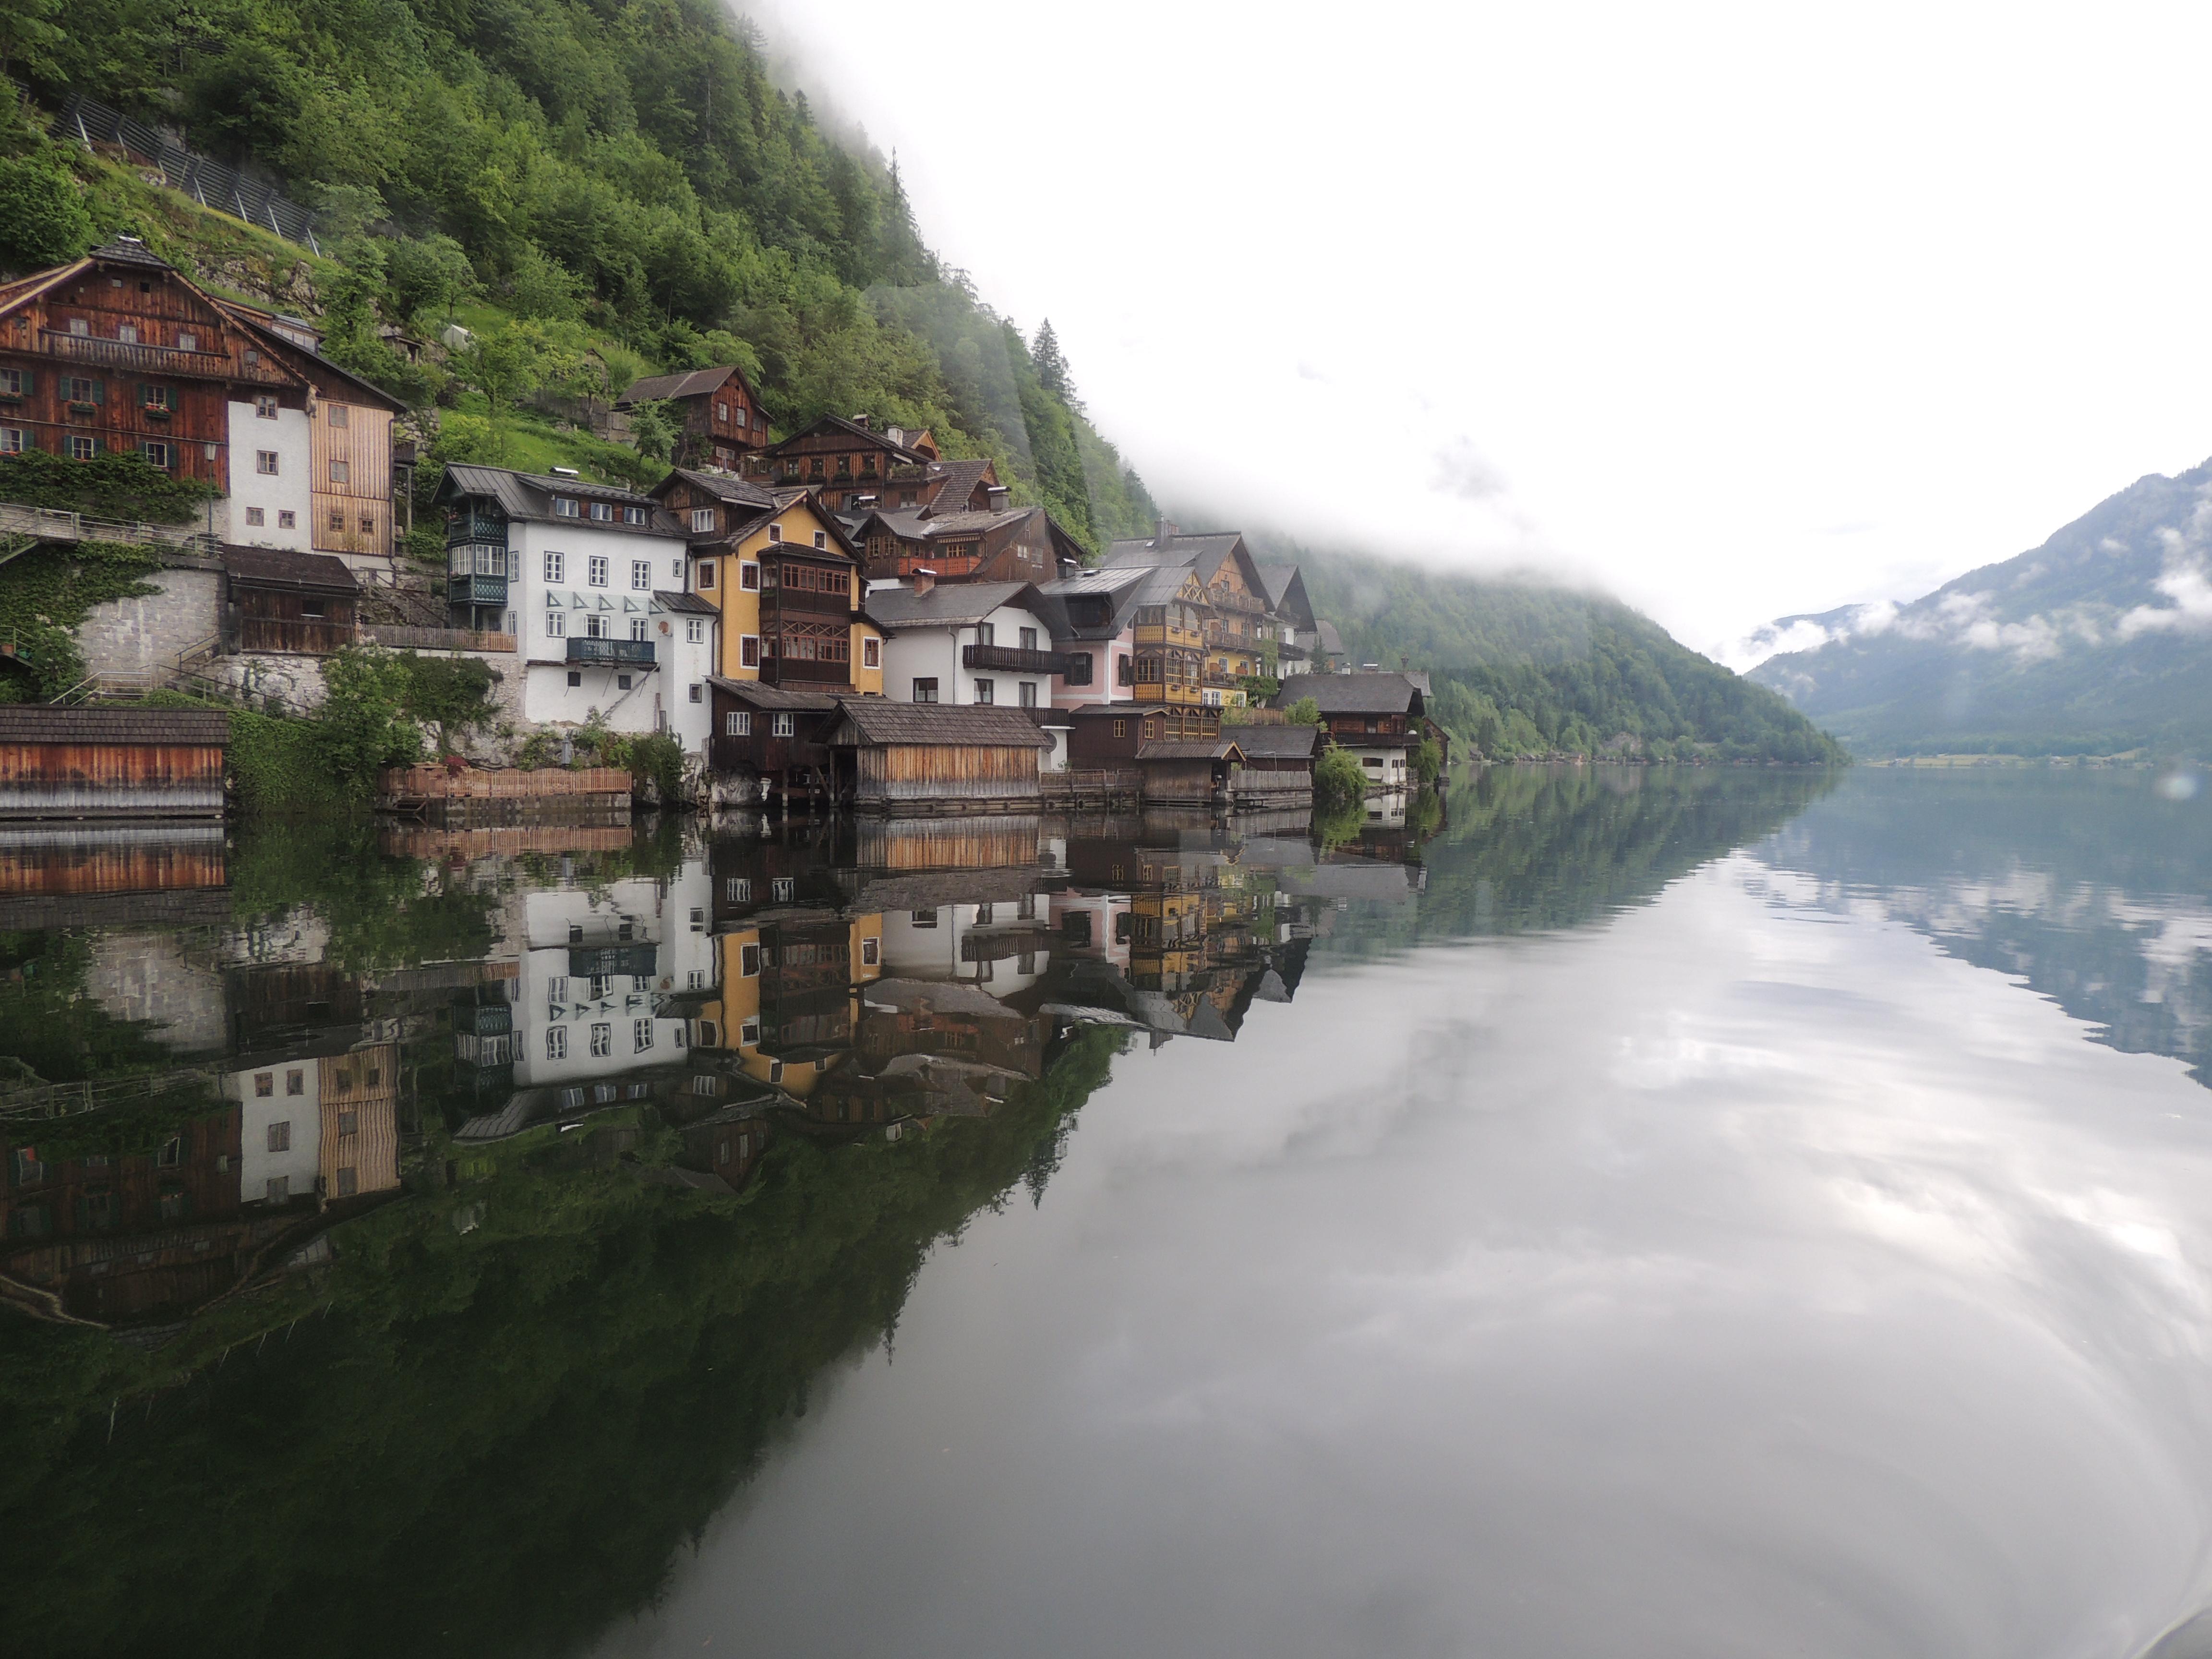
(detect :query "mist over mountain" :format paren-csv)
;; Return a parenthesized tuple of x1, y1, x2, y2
(1747, 459, 2212, 757)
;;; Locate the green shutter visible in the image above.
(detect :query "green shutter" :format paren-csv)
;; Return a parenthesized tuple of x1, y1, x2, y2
(91, 379, 104, 405)
(19, 370, 31, 396)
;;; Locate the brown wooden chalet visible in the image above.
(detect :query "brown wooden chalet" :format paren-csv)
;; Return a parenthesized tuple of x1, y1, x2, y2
(823, 700, 1053, 816)
(1102, 521, 1274, 696)
(1064, 702, 1224, 767)
(651, 465, 781, 549)
(878, 455, 1009, 515)
(749, 414, 939, 511)
(1133, 738, 1248, 808)
(0, 237, 304, 492)
(708, 678, 842, 804)
(615, 364, 767, 469)
(222, 545, 360, 654)
(851, 501, 1079, 586)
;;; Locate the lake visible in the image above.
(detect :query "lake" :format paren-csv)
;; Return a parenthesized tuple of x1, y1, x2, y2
(5, 765, 2211, 1659)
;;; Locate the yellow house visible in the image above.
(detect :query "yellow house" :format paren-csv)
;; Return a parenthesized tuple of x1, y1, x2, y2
(649, 470, 883, 694)
(698, 912, 885, 1096)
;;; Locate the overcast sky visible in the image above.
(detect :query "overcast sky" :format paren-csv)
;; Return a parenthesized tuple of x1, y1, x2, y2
(746, 1, 2212, 665)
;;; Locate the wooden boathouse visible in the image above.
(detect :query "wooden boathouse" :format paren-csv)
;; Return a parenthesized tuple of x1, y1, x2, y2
(0, 707, 230, 819)
(822, 700, 1053, 816)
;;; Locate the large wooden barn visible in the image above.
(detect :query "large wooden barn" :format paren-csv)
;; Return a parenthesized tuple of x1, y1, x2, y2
(821, 701, 1053, 816)
(0, 706, 230, 818)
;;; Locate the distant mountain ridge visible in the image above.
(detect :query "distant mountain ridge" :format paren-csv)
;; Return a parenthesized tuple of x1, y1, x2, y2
(1748, 458, 2212, 756)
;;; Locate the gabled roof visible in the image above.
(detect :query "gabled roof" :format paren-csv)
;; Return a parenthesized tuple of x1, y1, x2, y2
(616, 364, 753, 407)
(922, 457, 999, 510)
(829, 701, 1054, 748)
(1102, 530, 1250, 582)
(650, 468, 779, 509)
(653, 589, 718, 615)
(1136, 739, 1245, 763)
(1224, 723, 1319, 759)
(865, 581, 1037, 631)
(1274, 672, 1424, 716)
(1031, 565, 1153, 639)
(223, 545, 359, 593)
(764, 413, 932, 464)
(1254, 563, 1315, 627)
(216, 302, 406, 413)
(706, 676, 842, 711)
(437, 464, 685, 534)
(1315, 620, 1346, 656)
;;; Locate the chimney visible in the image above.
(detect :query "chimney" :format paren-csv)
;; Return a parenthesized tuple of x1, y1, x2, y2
(851, 413, 873, 431)
(913, 567, 937, 596)
(986, 484, 1010, 511)
(1154, 516, 1180, 545)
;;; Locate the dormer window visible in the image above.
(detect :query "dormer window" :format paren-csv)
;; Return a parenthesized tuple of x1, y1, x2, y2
(589, 500, 613, 522)
(554, 497, 580, 518)
(624, 505, 646, 525)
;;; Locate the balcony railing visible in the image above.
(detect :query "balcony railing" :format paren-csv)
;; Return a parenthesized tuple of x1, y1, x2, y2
(447, 511, 507, 546)
(1132, 624, 1204, 649)
(764, 584, 854, 615)
(37, 330, 244, 377)
(568, 944, 659, 977)
(764, 655, 850, 685)
(1209, 589, 1266, 615)
(962, 643, 1075, 675)
(450, 573, 507, 606)
(567, 637, 656, 666)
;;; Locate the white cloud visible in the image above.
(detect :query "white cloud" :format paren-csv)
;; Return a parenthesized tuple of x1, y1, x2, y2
(2118, 558, 2212, 638)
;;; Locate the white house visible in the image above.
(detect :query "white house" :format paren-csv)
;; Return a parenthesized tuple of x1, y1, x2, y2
(877, 891, 1054, 1001)
(866, 577, 1070, 769)
(1030, 565, 1153, 710)
(507, 859, 720, 1091)
(227, 1057, 323, 1205)
(223, 390, 314, 550)
(433, 465, 716, 755)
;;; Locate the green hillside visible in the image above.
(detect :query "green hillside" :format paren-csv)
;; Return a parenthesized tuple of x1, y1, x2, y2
(4, 0, 1156, 551)
(1283, 543, 1847, 763)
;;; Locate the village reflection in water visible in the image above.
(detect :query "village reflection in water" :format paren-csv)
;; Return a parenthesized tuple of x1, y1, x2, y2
(0, 803, 1435, 1333)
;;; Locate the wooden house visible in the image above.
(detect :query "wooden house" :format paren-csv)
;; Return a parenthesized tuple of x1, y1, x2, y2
(223, 545, 359, 654)
(0, 705, 229, 818)
(0, 236, 301, 499)
(707, 677, 843, 805)
(1134, 738, 1248, 807)
(1101, 522, 1275, 704)
(1254, 563, 1318, 674)
(878, 455, 1007, 515)
(851, 502, 1076, 587)
(823, 700, 1053, 816)
(615, 364, 768, 470)
(1064, 702, 1224, 768)
(1272, 672, 1444, 790)
(751, 414, 939, 512)
(1221, 722, 1318, 807)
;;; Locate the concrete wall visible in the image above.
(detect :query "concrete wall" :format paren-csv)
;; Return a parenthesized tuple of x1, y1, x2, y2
(76, 565, 222, 678)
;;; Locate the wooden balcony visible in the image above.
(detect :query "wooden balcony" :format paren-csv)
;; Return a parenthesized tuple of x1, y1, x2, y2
(963, 643, 1076, 675)
(449, 573, 507, 606)
(1132, 624, 1204, 649)
(38, 330, 249, 378)
(763, 656, 850, 685)
(765, 585, 854, 616)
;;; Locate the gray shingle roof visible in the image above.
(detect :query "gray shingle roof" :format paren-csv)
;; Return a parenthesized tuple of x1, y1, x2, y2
(0, 706, 230, 744)
(1315, 620, 1345, 656)
(865, 581, 1035, 630)
(1274, 673, 1423, 715)
(654, 589, 718, 615)
(1136, 739, 1245, 762)
(925, 457, 997, 507)
(617, 366, 743, 406)
(659, 468, 780, 508)
(223, 545, 359, 593)
(831, 701, 1053, 747)
(705, 676, 842, 710)
(438, 463, 685, 534)
(1225, 723, 1319, 759)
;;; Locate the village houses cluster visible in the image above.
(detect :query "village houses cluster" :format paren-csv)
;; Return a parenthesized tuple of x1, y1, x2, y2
(0, 240, 1449, 811)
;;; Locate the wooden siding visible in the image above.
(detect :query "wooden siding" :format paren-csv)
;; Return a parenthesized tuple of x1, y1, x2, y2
(318, 1046, 400, 1199)
(0, 835, 226, 896)
(0, 741, 225, 817)
(232, 583, 358, 654)
(310, 401, 395, 557)
(854, 817, 1042, 871)
(853, 744, 1041, 812)
(377, 764, 631, 803)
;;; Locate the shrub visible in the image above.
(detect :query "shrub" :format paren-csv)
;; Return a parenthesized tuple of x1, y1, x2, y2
(0, 450, 221, 524)
(0, 149, 92, 273)
(1285, 696, 1322, 727)
(1314, 744, 1368, 805)
(1413, 736, 1443, 786)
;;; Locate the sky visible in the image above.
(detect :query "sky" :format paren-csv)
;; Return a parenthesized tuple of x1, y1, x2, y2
(745, 0, 2212, 667)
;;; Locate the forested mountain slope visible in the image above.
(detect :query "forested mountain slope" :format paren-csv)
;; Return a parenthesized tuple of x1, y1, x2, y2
(1284, 544, 1846, 763)
(6, 0, 1156, 549)
(1748, 459, 2212, 757)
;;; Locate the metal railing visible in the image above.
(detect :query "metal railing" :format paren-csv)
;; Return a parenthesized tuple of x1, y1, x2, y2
(57, 92, 323, 252)
(963, 642, 1076, 675)
(567, 637, 656, 666)
(0, 500, 218, 553)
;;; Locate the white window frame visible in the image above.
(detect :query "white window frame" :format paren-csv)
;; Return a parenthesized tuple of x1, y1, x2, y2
(740, 636, 760, 669)
(590, 1023, 612, 1058)
(691, 507, 715, 533)
(862, 637, 879, 669)
(685, 618, 705, 643)
(544, 550, 565, 583)
(633, 1018, 654, 1052)
(726, 710, 751, 736)
(631, 559, 652, 591)
(256, 450, 279, 475)
(547, 1027, 567, 1060)
(554, 497, 580, 518)
(772, 712, 795, 738)
(588, 555, 609, 587)
(739, 561, 759, 590)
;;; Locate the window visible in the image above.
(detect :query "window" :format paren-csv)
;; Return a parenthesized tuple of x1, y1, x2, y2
(256, 450, 279, 475)
(629, 559, 649, 591)
(329, 508, 345, 531)
(1064, 653, 1093, 686)
(66, 317, 87, 336)
(617, 673, 633, 690)
(0, 368, 23, 396)
(772, 876, 795, 902)
(547, 1027, 567, 1060)
(287, 1069, 304, 1095)
(338, 1109, 359, 1136)
(686, 618, 705, 644)
(361, 511, 376, 532)
(549, 975, 568, 1004)
(142, 441, 171, 469)
(691, 507, 715, 533)
(545, 551, 565, 583)
(699, 561, 717, 589)
(768, 523, 782, 543)
(911, 909, 938, 928)
(278, 510, 296, 529)
(863, 637, 880, 669)
(244, 348, 259, 365)
(1113, 718, 1127, 738)
(1019, 681, 1037, 707)
(1020, 627, 1038, 651)
(555, 497, 580, 517)
(590, 501, 613, 522)
(634, 1018, 654, 1052)
(255, 394, 278, 419)
(689, 682, 703, 703)
(726, 710, 751, 736)
(267, 1121, 291, 1153)
(567, 670, 581, 687)
(254, 1072, 274, 1097)
(913, 677, 938, 703)
(974, 679, 995, 705)
(861, 936, 880, 967)
(547, 610, 567, 637)
(740, 635, 760, 669)
(327, 403, 349, 428)
(329, 459, 350, 484)
(977, 623, 996, 647)
(142, 384, 170, 410)
(590, 1023, 612, 1057)
(0, 429, 20, 455)
(812, 530, 827, 550)
(265, 1177, 290, 1202)
(726, 877, 751, 901)
(629, 617, 649, 642)
(1118, 655, 1134, 685)
(739, 562, 759, 590)
(66, 434, 96, 460)
(740, 1018, 761, 1046)
(741, 943, 761, 976)
(117, 324, 138, 343)
(716, 402, 729, 421)
(772, 712, 794, 737)
(178, 331, 197, 351)
(588, 556, 608, 587)
(240, 505, 264, 528)
(336, 1167, 358, 1197)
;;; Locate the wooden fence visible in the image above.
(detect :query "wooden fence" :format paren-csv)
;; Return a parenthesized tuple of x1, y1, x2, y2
(378, 765, 631, 804)
(363, 625, 518, 654)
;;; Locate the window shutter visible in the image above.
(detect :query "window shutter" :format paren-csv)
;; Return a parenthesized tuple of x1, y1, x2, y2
(91, 379, 104, 404)
(19, 371, 32, 396)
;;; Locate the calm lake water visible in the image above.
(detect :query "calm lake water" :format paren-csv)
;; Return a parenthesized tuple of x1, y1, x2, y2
(6, 765, 2212, 1659)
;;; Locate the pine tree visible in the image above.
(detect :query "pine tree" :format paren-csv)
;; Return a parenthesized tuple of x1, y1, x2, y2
(1032, 319, 1079, 409)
